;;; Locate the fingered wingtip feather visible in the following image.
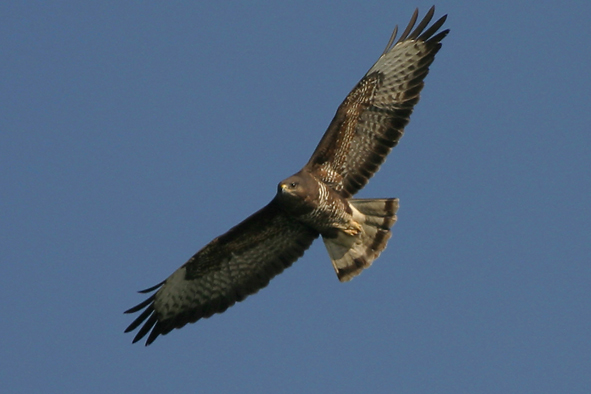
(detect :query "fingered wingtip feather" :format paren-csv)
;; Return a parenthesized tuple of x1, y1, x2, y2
(398, 8, 419, 43)
(131, 313, 159, 345)
(408, 6, 435, 40)
(418, 14, 448, 41)
(138, 281, 165, 294)
(382, 25, 399, 55)
(124, 304, 154, 333)
(124, 293, 156, 314)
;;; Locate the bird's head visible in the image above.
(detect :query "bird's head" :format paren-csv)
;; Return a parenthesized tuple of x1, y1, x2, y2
(275, 171, 318, 214)
(278, 175, 305, 200)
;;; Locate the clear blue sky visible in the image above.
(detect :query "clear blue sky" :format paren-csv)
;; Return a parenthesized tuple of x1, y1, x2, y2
(2, 1, 590, 393)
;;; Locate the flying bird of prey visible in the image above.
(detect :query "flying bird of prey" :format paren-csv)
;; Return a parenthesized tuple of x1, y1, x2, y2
(125, 6, 449, 345)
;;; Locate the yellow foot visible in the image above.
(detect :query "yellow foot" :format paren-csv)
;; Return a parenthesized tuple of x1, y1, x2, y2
(343, 221, 363, 236)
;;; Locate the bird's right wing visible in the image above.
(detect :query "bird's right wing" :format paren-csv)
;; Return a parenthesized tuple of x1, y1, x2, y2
(124, 201, 318, 345)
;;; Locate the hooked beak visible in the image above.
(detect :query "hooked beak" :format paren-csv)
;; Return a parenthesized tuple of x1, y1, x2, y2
(279, 183, 289, 194)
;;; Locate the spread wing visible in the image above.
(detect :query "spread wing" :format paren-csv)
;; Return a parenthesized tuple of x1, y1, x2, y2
(305, 7, 449, 197)
(125, 201, 319, 345)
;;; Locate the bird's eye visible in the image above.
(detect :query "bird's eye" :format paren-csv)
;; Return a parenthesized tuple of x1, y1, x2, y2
(290, 182, 297, 188)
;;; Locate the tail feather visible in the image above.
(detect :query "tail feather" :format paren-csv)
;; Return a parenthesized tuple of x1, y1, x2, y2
(322, 198, 399, 282)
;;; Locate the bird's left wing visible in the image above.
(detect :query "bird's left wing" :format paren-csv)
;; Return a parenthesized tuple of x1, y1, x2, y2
(305, 7, 449, 197)
(125, 201, 318, 345)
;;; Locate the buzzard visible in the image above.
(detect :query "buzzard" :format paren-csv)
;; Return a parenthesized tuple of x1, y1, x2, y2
(125, 7, 448, 345)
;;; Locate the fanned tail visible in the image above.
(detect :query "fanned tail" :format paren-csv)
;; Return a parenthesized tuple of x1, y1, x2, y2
(322, 198, 399, 282)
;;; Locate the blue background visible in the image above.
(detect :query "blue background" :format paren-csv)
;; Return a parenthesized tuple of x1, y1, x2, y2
(2, 1, 589, 393)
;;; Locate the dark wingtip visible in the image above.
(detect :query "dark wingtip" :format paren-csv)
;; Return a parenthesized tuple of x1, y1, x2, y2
(125, 281, 166, 345)
(125, 303, 154, 333)
(124, 293, 156, 314)
(382, 25, 399, 56)
(398, 8, 419, 43)
(407, 6, 435, 41)
(391, 6, 448, 47)
(419, 14, 448, 42)
(138, 281, 165, 294)
(145, 321, 163, 346)
(131, 313, 159, 345)
(429, 29, 450, 45)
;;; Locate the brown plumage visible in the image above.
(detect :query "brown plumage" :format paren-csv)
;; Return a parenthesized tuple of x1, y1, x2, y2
(125, 6, 449, 345)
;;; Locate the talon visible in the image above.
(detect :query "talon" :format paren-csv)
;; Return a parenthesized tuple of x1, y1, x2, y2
(343, 221, 363, 236)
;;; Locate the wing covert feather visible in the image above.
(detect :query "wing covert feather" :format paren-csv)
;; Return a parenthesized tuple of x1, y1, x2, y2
(305, 7, 449, 197)
(125, 201, 318, 345)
